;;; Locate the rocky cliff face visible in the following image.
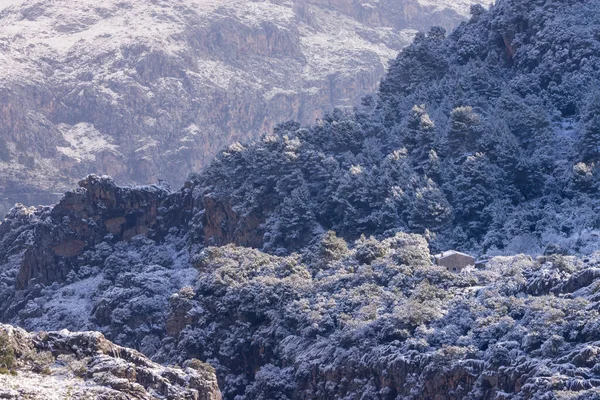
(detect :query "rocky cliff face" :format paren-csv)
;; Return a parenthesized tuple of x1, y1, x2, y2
(0, 324, 221, 400)
(0, 0, 486, 216)
(0, 175, 168, 293)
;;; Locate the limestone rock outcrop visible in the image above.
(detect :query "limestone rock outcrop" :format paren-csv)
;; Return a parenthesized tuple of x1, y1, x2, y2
(0, 174, 168, 293)
(0, 324, 221, 400)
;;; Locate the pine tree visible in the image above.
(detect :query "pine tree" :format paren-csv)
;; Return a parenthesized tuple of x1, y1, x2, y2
(263, 183, 317, 253)
(405, 105, 435, 168)
(445, 153, 500, 238)
(579, 92, 600, 162)
(447, 106, 480, 155)
(408, 179, 452, 232)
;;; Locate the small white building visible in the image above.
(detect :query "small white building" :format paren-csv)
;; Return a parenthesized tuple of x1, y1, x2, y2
(433, 250, 475, 273)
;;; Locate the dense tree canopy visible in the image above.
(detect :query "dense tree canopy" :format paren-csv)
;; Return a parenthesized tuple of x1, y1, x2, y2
(195, 0, 600, 256)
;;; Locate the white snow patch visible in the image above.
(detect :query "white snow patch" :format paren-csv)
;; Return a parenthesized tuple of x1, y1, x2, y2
(0, 0, 23, 11)
(190, 60, 240, 90)
(0, 370, 116, 399)
(264, 87, 298, 101)
(135, 137, 159, 153)
(57, 123, 119, 162)
(41, 274, 105, 327)
(418, 0, 492, 14)
(185, 123, 200, 135)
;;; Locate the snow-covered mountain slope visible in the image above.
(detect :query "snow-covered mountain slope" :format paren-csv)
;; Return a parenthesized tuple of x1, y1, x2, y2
(188, 0, 600, 255)
(1, 175, 600, 399)
(5, 0, 600, 398)
(0, 0, 487, 215)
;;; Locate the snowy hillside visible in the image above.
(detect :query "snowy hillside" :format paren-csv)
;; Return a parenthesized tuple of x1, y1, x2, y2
(192, 0, 600, 256)
(0, 0, 485, 215)
(1, 0, 599, 399)
(1, 175, 600, 399)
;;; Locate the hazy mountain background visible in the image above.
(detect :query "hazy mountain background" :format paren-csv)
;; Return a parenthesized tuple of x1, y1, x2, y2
(0, 0, 488, 216)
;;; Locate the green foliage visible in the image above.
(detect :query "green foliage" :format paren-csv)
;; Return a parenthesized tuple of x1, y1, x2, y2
(303, 231, 349, 271)
(0, 332, 15, 370)
(184, 358, 216, 375)
(178, 286, 196, 300)
(57, 354, 88, 377)
(546, 254, 577, 273)
(354, 235, 388, 265)
(24, 349, 54, 374)
(0, 367, 17, 375)
(451, 105, 478, 127)
(579, 92, 600, 163)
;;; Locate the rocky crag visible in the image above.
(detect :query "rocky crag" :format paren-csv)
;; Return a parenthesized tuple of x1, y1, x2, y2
(0, 0, 487, 216)
(0, 324, 221, 400)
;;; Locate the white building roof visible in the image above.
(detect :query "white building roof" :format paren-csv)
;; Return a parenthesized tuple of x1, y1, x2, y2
(433, 250, 474, 260)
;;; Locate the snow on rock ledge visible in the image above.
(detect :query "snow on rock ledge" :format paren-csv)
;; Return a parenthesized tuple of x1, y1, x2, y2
(0, 324, 221, 400)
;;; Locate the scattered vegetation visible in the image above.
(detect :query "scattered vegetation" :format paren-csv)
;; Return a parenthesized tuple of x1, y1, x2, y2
(151, 236, 600, 399)
(57, 354, 88, 378)
(23, 349, 54, 375)
(0, 332, 15, 372)
(184, 358, 216, 375)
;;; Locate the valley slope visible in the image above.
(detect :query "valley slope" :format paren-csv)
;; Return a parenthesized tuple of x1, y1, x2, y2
(0, 0, 485, 215)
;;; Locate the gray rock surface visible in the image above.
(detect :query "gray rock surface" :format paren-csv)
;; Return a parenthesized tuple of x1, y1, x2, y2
(0, 324, 221, 400)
